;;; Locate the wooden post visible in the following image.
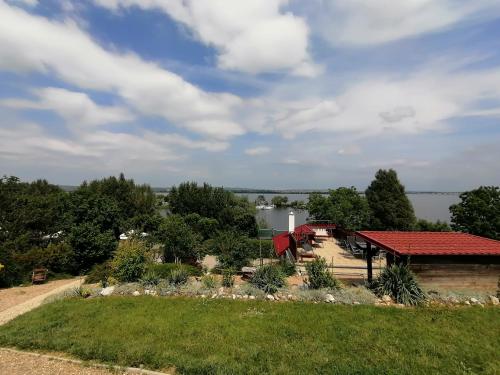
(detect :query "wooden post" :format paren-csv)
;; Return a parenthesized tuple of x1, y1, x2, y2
(366, 242, 373, 283)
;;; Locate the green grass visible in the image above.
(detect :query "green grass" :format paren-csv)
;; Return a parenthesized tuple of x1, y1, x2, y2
(0, 298, 499, 375)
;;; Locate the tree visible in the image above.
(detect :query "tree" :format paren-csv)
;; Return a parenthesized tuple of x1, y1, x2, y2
(271, 195, 288, 208)
(206, 230, 251, 270)
(168, 182, 257, 236)
(307, 188, 370, 231)
(450, 186, 500, 239)
(365, 169, 416, 230)
(414, 219, 450, 232)
(255, 195, 267, 206)
(156, 215, 201, 262)
(68, 222, 117, 271)
(111, 240, 148, 282)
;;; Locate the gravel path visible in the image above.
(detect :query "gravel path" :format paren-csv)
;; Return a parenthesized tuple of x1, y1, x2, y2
(0, 348, 119, 375)
(0, 278, 84, 325)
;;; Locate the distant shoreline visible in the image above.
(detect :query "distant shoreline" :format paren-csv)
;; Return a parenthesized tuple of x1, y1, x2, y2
(58, 185, 462, 195)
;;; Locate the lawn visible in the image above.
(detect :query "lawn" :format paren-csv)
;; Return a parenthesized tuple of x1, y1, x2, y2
(0, 297, 498, 375)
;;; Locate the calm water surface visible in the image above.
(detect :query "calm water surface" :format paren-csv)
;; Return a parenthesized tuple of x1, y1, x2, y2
(238, 193, 460, 230)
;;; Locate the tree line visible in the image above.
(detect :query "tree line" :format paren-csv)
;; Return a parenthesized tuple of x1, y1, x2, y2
(0, 175, 259, 287)
(306, 169, 500, 239)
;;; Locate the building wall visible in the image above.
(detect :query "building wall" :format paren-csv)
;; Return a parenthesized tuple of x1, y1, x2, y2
(406, 255, 500, 292)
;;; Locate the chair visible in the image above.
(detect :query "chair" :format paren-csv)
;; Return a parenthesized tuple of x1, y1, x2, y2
(32, 268, 48, 284)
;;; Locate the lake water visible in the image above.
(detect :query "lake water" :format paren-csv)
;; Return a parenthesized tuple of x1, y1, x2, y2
(238, 193, 461, 230)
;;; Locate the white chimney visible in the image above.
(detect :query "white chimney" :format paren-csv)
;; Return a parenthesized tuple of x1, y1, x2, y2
(288, 211, 295, 233)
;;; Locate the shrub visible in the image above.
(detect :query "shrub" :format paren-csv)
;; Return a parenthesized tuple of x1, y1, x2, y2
(246, 239, 275, 259)
(15, 242, 76, 275)
(167, 268, 189, 286)
(305, 258, 339, 289)
(145, 263, 202, 278)
(279, 259, 296, 276)
(140, 269, 161, 288)
(111, 240, 148, 282)
(251, 264, 286, 294)
(373, 264, 425, 306)
(201, 274, 217, 289)
(207, 231, 251, 270)
(222, 268, 235, 288)
(85, 262, 111, 286)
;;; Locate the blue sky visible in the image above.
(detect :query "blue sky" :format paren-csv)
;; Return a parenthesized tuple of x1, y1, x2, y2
(1, 0, 500, 190)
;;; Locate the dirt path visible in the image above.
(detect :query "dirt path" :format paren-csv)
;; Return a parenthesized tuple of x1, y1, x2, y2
(0, 278, 83, 325)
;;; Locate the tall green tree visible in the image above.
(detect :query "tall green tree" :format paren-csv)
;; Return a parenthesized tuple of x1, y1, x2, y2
(155, 215, 201, 262)
(450, 186, 500, 239)
(365, 169, 416, 230)
(271, 195, 288, 208)
(307, 188, 370, 231)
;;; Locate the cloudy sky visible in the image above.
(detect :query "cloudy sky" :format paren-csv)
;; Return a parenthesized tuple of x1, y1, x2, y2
(1, 0, 500, 190)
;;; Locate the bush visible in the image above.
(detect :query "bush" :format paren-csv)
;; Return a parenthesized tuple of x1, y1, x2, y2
(222, 268, 235, 288)
(279, 259, 296, 276)
(246, 239, 275, 259)
(167, 268, 189, 286)
(201, 274, 217, 289)
(146, 263, 202, 278)
(14, 242, 76, 275)
(111, 240, 148, 282)
(373, 264, 425, 306)
(305, 258, 339, 289)
(140, 269, 161, 288)
(205, 231, 251, 270)
(85, 262, 111, 286)
(251, 264, 286, 294)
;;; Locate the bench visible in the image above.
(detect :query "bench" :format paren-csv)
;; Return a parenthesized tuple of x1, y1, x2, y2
(32, 268, 48, 284)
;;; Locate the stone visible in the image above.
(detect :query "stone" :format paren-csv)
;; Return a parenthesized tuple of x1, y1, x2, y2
(144, 289, 151, 295)
(287, 294, 293, 300)
(132, 291, 140, 296)
(464, 300, 471, 305)
(470, 297, 479, 304)
(100, 286, 115, 296)
(201, 294, 207, 298)
(266, 294, 275, 301)
(353, 301, 360, 305)
(243, 294, 249, 299)
(218, 287, 224, 294)
(249, 295, 256, 300)
(211, 293, 217, 299)
(489, 296, 499, 305)
(232, 294, 236, 300)
(324, 294, 335, 303)
(381, 295, 392, 303)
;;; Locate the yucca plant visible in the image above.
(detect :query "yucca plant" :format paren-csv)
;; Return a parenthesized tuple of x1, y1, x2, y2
(250, 264, 285, 294)
(374, 264, 425, 305)
(305, 258, 340, 290)
(222, 268, 235, 288)
(167, 268, 189, 286)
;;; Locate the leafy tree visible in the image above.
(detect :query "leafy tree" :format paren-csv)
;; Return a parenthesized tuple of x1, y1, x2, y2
(111, 240, 148, 282)
(207, 230, 251, 270)
(307, 187, 370, 231)
(168, 182, 257, 236)
(255, 195, 268, 206)
(450, 186, 500, 239)
(156, 215, 201, 262)
(271, 195, 288, 208)
(365, 169, 416, 230)
(307, 193, 329, 221)
(68, 222, 117, 271)
(414, 219, 451, 232)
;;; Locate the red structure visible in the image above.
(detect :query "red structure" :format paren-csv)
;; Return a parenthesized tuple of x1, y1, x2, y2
(355, 231, 500, 288)
(273, 223, 336, 258)
(355, 231, 500, 256)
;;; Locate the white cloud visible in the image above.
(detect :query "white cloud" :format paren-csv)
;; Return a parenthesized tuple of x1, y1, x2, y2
(7, 0, 37, 6)
(302, 0, 500, 46)
(0, 1, 244, 139)
(93, 0, 320, 76)
(1, 87, 134, 127)
(244, 146, 271, 156)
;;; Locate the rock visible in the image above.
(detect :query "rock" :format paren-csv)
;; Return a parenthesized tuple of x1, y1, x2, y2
(287, 294, 293, 300)
(211, 293, 217, 299)
(489, 296, 499, 305)
(353, 301, 360, 305)
(201, 294, 207, 298)
(243, 294, 249, 299)
(324, 294, 335, 303)
(464, 300, 471, 305)
(381, 295, 392, 303)
(100, 286, 115, 296)
(249, 295, 256, 300)
(132, 291, 140, 296)
(144, 289, 151, 295)
(266, 294, 275, 301)
(470, 297, 479, 304)
(218, 287, 224, 294)
(232, 294, 236, 300)
(396, 303, 405, 308)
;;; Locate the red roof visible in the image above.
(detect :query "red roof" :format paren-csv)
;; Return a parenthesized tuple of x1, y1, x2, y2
(355, 231, 500, 256)
(273, 232, 290, 256)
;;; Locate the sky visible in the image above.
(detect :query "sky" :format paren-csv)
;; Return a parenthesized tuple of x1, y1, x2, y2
(1, 0, 500, 190)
